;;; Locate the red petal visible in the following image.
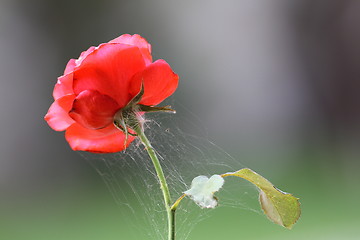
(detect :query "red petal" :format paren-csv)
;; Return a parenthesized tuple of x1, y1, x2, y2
(53, 72, 74, 100)
(110, 34, 152, 65)
(130, 60, 179, 106)
(73, 44, 146, 107)
(63, 46, 96, 75)
(44, 94, 76, 131)
(64, 59, 76, 75)
(65, 123, 135, 153)
(69, 90, 120, 130)
(75, 46, 96, 66)
(55, 47, 98, 100)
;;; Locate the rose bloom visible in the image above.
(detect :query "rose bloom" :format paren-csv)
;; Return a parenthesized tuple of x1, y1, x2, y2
(45, 34, 179, 153)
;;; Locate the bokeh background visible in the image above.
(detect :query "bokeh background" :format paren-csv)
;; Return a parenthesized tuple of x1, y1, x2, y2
(1, 0, 360, 239)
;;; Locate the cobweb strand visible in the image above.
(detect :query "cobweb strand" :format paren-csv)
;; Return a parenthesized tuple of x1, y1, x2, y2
(80, 103, 260, 240)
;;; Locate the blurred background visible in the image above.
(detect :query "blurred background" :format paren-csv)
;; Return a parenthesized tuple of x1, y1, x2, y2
(1, 0, 360, 239)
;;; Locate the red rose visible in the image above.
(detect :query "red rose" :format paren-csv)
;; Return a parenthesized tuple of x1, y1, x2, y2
(45, 34, 179, 153)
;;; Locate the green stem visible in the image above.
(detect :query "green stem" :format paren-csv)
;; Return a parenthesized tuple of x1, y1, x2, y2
(133, 124, 175, 240)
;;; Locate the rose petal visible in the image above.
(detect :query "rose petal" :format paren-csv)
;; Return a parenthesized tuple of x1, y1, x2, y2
(69, 90, 120, 130)
(54, 46, 99, 101)
(75, 46, 96, 66)
(130, 59, 179, 106)
(110, 34, 152, 65)
(64, 59, 76, 75)
(73, 44, 146, 107)
(44, 94, 76, 131)
(53, 72, 74, 100)
(65, 123, 135, 153)
(63, 46, 97, 76)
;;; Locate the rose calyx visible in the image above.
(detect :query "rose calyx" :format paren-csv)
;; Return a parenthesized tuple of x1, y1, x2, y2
(113, 83, 175, 144)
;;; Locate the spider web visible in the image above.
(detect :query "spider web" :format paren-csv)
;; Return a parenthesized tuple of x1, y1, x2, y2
(80, 101, 261, 240)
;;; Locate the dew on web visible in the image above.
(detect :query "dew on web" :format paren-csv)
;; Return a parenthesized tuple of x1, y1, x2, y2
(80, 101, 261, 240)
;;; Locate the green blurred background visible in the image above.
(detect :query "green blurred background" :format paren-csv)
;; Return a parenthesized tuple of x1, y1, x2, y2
(1, 0, 360, 239)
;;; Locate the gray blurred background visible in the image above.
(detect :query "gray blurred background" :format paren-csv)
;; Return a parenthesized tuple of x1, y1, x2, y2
(1, 0, 360, 239)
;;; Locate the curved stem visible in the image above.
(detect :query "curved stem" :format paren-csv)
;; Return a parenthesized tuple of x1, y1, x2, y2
(133, 124, 175, 240)
(171, 194, 186, 211)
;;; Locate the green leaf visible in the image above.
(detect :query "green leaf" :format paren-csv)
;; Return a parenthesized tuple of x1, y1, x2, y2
(222, 168, 301, 229)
